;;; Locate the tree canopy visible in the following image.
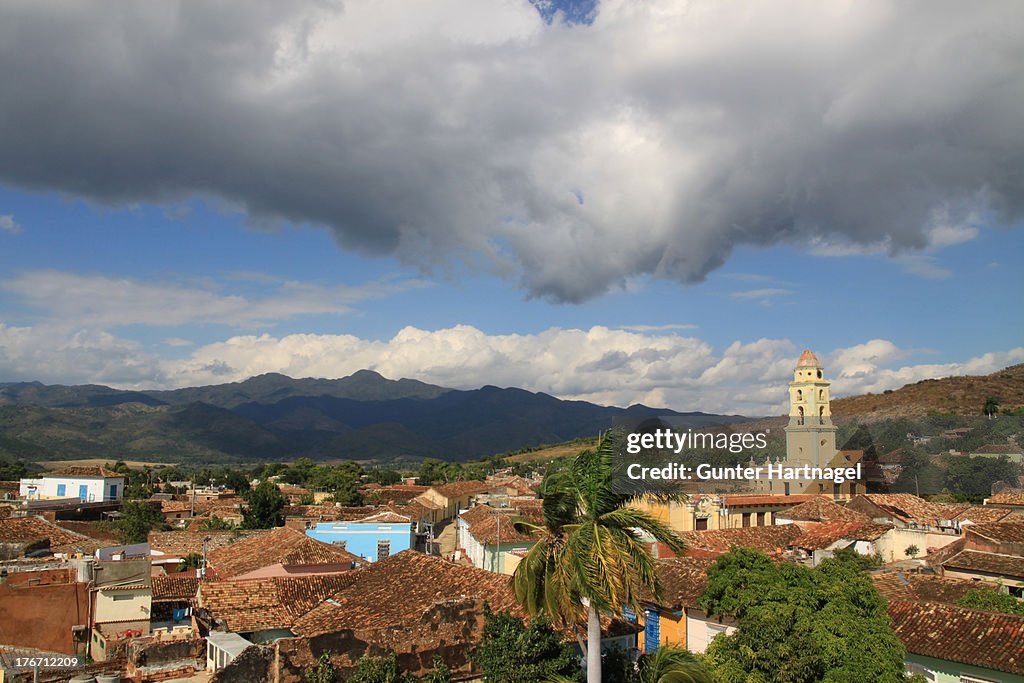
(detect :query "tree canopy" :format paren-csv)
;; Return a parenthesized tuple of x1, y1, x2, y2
(241, 479, 287, 529)
(700, 548, 908, 683)
(471, 606, 579, 682)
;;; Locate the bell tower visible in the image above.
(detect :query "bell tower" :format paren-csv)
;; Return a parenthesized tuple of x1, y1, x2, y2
(785, 350, 837, 467)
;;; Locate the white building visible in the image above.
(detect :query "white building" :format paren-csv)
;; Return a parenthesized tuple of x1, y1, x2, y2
(19, 465, 125, 502)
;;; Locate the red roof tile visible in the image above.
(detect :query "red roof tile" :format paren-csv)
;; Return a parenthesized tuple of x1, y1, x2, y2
(871, 572, 996, 605)
(942, 550, 1024, 579)
(987, 490, 1024, 506)
(781, 497, 871, 523)
(678, 524, 804, 556)
(45, 465, 123, 478)
(207, 527, 360, 578)
(291, 551, 523, 636)
(965, 521, 1024, 544)
(199, 574, 357, 633)
(433, 481, 490, 498)
(148, 530, 269, 558)
(0, 516, 101, 553)
(888, 600, 1024, 675)
(152, 575, 200, 602)
(792, 521, 892, 550)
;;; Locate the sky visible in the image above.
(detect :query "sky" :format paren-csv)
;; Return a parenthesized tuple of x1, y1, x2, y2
(0, 0, 1022, 415)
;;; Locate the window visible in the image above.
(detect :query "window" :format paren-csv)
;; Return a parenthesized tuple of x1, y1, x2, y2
(695, 517, 709, 531)
(796, 389, 802, 401)
(377, 540, 391, 560)
(1008, 585, 1024, 598)
(784, 483, 791, 496)
(109, 484, 118, 499)
(112, 593, 134, 601)
(742, 513, 751, 528)
(57, 484, 66, 496)
(833, 483, 841, 497)
(756, 512, 765, 526)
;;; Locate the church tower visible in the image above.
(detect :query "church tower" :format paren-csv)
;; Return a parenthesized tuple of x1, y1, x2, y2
(785, 350, 837, 467)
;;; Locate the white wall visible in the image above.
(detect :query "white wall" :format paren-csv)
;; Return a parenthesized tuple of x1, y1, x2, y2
(19, 476, 123, 501)
(686, 609, 737, 654)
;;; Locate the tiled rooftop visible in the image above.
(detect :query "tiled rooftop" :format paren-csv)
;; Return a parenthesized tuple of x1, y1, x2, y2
(964, 521, 1024, 544)
(953, 507, 1016, 524)
(148, 529, 269, 557)
(871, 572, 996, 605)
(642, 557, 714, 609)
(152, 574, 200, 602)
(678, 524, 804, 556)
(854, 493, 969, 524)
(987, 490, 1024, 506)
(781, 497, 871, 523)
(44, 465, 122, 478)
(792, 521, 892, 551)
(0, 516, 101, 553)
(721, 494, 818, 507)
(943, 550, 1024, 579)
(433, 480, 491, 498)
(199, 574, 357, 633)
(888, 600, 1024, 675)
(974, 443, 1024, 455)
(291, 550, 523, 636)
(207, 526, 360, 578)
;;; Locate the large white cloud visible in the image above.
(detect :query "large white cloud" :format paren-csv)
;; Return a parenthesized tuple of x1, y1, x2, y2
(3, 321, 1021, 415)
(0, 0, 1021, 301)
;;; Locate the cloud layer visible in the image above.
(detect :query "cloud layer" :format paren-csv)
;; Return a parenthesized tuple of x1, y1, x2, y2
(1, 1, 1021, 301)
(2, 319, 1021, 414)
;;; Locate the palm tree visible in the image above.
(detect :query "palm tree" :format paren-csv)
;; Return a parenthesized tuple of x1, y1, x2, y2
(635, 646, 712, 683)
(984, 396, 1000, 419)
(511, 431, 687, 683)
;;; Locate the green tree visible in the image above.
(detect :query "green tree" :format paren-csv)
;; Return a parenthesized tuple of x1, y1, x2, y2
(957, 589, 1024, 615)
(904, 545, 920, 558)
(511, 431, 686, 683)
(223, 469, 251, 494)
(416, 458, 450, 486)
(346, 652, 415, 683)
(118, 501, 165, 544)
(420, 656, 453, 683)
(367, 468, 402, 486)
(241, 480, 287, 529)
(471, 607, 578, 682)
(178, 552, 203, 572)
(202, 515, 234, 531)
(984, 396, 1000, 418)
(635, 646, 712, 683)
(306, 652, 337, 683)
(700, 548, 908, 682)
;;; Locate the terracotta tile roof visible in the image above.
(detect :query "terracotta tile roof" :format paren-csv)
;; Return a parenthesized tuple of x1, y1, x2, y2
(55, 520, 121, 543)
(781, 497, 871, 523)
(954, 507, 1016, 524)
(0, 516, 100, 553)
(159, 500, 194, 513)
(974, 443, 1024, 455)
(199, 574, 357, 633)
(207, 526, 360, 578)
(943, 550, 1024, 579)
(366, 485, 429, 504)
(721, 494, 818, 507)
(465, 512, 536, 546)
(44, 465, 122, 478)
(353, 511, 411, 524)
(642, 557, 714, 609)
(871, 572, 996, 605)
(854, 494, 969, 524)
(148, 530, 269, 557)
(965, 521, 1024, 544)
(433, 480, 490, 498)
(678, 524, 804, 556)
(888, 600, 1024, 675)
(152, 575, 200, 602)
(291, 550, 523, 636)
(793, 521, 892, 550)
(987, 490, 1024, 506)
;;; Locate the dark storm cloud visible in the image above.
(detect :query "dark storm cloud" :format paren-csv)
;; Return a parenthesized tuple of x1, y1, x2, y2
(1, 0, 1022, 301)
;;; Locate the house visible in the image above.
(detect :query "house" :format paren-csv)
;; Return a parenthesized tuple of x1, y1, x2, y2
(635, 493, 818, 533)
(677, 523, 805, 559)
(147, 529, 269, 573)
(19, 466, 125, 502)
(788, 520, 894, 565)
(985, 488, 1024, 512)
(206, 526, 361, 579)
(151, 574, 199, 635)
(932, 522, 1024, 597)
(413, 480, 491, 520)
(888, 601, 1024, 682)
(775, 495, 872, 525)
(278, 550, 638, 680)
(197, 573, 355, 649)
(971, 443, 1024, 464)
(304, 511, 414, 562)
(89, 558, 153, 661)
(457, 504, 538, 573)
(0, 515, 103, 559)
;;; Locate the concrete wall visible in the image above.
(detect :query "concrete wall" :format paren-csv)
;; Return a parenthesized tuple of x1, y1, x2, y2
(94, 587, 153, 625)
(0, 579, 88, 654)
(685, 609, 737, 654)
(874, 528, 959, 562)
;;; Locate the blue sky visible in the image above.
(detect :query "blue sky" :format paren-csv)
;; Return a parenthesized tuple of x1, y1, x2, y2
(0, 0, 1022, 413)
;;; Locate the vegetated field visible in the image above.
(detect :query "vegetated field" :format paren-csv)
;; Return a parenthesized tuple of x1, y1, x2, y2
(506, 438, 597, 463)
(40, 458, 172, 470)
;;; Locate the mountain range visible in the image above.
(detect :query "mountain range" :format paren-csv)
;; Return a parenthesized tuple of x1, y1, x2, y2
(0, 371, 742, 464)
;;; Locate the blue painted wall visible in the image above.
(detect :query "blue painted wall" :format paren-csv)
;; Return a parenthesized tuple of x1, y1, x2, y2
(305, 522, 413, 562)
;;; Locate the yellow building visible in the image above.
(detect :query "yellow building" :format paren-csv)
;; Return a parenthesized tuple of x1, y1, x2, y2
(636, 492, 819, 534)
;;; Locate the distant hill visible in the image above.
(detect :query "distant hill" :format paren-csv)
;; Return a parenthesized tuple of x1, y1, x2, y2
(831, 364, 1024, 417)
(0, 371, 740, 464)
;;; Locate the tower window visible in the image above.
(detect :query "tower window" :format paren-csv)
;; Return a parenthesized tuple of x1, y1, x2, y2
(819, 389, 825, 400)
(797, 406, 804, 425)
(817, 370, 822, 379)
(796, 389, 803, 401)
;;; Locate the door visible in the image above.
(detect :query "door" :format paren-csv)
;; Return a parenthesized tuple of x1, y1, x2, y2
(79, 484, 88, 501)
